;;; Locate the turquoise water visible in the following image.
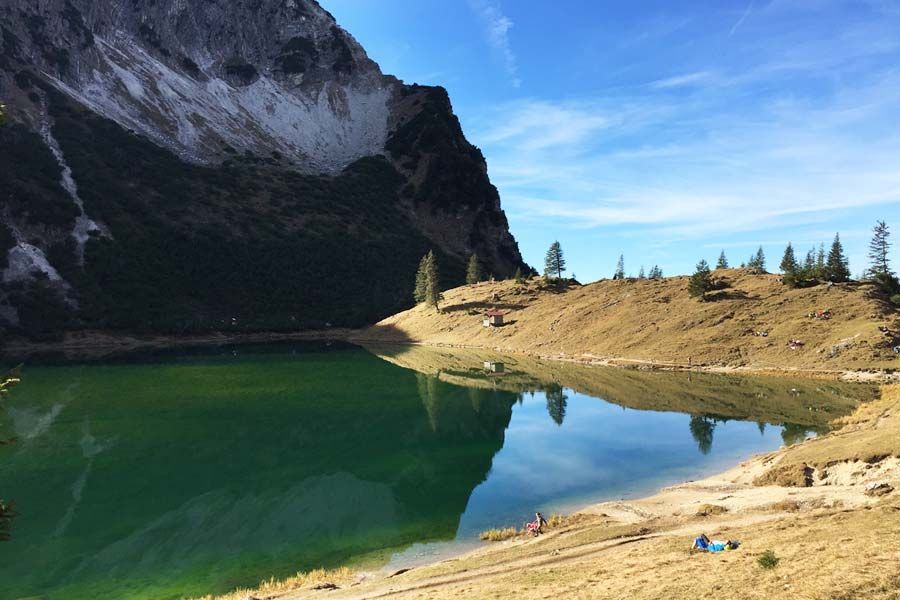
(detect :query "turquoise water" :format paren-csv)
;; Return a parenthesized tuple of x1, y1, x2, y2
(0, 343, 874, 599)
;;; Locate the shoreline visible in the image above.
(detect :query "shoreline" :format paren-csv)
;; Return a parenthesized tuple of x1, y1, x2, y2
(199, 384, 900, 600)
(3, 329, 897, 383)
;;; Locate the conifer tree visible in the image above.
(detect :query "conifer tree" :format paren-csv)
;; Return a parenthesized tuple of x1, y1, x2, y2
(716, 250, 728, 270)
(544, 241, 566, 279)
(688, 259, 713, 300)
(413, 253, 429, 303)
(423, 251, 443, 309)
(780, 242, 798, 274)
(803, 248, 816, 274)
(825, 233, 851, 282)
(613, 255, 625, 280)
(465, 254, 483, 284)
(638, 265, 646, 279)
(648, 265, 663, 280)
(513, 267, 525, 284)
(868, 220, 893, 277)
(815, 243, 826, 279)
(748, 246, 766, 272)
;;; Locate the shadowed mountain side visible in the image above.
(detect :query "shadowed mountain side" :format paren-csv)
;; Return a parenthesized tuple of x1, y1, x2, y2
(0, 345, 517, 599)
(362, 344, 878, 429)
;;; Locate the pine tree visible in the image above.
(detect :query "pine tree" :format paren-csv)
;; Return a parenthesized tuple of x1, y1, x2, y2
(465, 254, 483, 284)
(413, 253, 429, 303)
(868, 220, 893, 277)
(688, 259, 713, 300)
(748, 246, 766, 272)
(716, 250, 728, 270)
(613, 254, 625, 280)
(638, 265, 646, 279)
(780, 242, 798, 274)
(815, 243, 826, 279)
(825, 233, 851, 282)
(544, 241, 566, 279)
(423, 251, 443, 309)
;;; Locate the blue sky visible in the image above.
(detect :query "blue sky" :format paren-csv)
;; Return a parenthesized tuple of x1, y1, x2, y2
(322, 0, 900, 280)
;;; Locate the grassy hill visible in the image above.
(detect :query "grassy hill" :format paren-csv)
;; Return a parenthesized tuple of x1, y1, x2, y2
(361, 270, 900, 374)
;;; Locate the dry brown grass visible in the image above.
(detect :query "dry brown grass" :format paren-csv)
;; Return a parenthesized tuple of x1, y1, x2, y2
(360, 271, 900, 373)
(479, 527, 520, 541)
(189, 567, 352, 600)
(695, 503, 729, 516)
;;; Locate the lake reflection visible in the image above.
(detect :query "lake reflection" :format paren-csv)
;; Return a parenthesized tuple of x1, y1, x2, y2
(0, 343, 877, 599)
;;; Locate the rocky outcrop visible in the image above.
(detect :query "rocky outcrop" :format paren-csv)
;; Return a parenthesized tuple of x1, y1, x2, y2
(0, 0, 525, 336)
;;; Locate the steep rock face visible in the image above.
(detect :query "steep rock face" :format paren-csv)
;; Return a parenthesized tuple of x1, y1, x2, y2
(0, 0, 525, 336)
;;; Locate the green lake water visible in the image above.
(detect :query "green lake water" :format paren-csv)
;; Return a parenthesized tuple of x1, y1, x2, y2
(0, 342, 878, 599)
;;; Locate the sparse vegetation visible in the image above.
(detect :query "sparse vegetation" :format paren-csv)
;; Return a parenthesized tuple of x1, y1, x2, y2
(757, 549, 780, 570)
(480, 527, 520, 541)
(188, 567, 353, 600)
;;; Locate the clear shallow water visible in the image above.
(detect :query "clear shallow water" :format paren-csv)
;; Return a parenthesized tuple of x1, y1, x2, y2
(0, 343, 876, 599)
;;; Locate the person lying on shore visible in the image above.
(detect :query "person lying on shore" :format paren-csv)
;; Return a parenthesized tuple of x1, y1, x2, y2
(691, 534, 739, 552)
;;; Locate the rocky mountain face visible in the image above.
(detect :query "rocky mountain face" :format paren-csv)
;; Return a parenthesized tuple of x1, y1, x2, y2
(0, 0, 525, 336)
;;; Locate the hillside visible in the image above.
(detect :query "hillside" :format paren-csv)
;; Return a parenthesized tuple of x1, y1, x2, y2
(362, 270, 900, 374)
(0, 0, 525, 337)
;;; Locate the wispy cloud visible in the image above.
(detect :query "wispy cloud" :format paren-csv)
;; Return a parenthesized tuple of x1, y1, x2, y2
(730, 1, 755, 35)
(472, 64, 900, 240)
(650, 71, 714, 89)
(469, 0, 521, 87)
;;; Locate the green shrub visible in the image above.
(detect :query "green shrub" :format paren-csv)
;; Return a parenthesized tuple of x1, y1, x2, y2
(758, 549, 779, 570)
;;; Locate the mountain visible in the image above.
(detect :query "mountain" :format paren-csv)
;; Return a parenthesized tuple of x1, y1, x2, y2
(0, 0, 525, 337)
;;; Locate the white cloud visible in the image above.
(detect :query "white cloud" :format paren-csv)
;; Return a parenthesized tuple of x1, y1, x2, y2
(730, 1, 755, 36)
(650, 71, 714, 89)
(469, 0, 521, 87)
(470, 67, 900, 241)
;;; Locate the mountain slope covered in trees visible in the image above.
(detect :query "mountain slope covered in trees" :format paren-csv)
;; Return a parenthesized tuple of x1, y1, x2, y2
(0, 0, 525, 337)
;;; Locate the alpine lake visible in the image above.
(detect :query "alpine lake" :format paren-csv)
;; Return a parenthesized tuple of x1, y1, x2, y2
(0, 342, 878, 599)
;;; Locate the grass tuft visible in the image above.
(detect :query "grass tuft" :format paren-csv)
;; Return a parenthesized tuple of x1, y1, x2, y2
(479, 527, 520, 542)
(187, 566, 352, 600)
(757, 549, 780, 570)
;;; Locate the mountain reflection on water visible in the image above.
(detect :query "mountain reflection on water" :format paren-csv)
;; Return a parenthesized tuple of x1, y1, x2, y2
(0, 342, 877, 600)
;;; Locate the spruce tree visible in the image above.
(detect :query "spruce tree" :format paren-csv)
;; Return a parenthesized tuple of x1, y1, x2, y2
(825, 233, 851, 282)
(513, 267, 525, 284)
(750, 246, 766, 272)
(815, 243, 826, 279)
(413, 253, 429, 303)
(638, 265, 646, 279)
(716, 250, 728, 270)
(423, 251, 443, 309)
(648, 265, 663, 280)
(780, 242, 798, 274)
(868, 220, 892, 277)
(803, 248, 815, 275)
(544, 241, 566, 279)
(688, 259, 713, 300)
(613, 255, 625, 280)
(465, 254, 483, 284)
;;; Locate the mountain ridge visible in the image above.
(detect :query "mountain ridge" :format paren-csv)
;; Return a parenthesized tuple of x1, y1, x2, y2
(0, 0, 526, 336)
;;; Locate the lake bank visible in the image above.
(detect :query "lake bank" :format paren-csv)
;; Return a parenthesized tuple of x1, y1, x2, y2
(360, 271, 900, 382)
(201, 384, 900, 600)
(2, 342, 867, 599)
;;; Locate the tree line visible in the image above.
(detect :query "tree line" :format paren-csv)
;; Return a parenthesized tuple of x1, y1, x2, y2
(412, 220, 897, 309)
